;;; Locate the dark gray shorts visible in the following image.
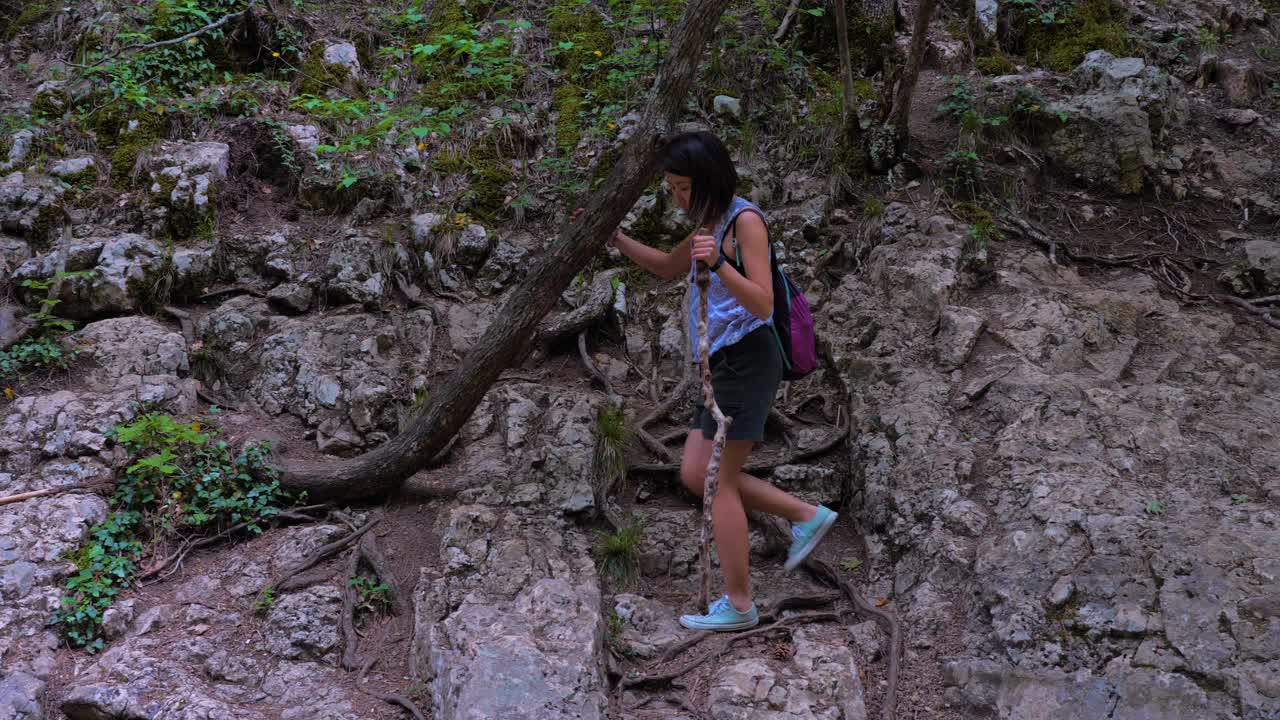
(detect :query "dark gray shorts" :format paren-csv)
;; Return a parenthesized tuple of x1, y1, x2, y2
(690, 325, 784, 442)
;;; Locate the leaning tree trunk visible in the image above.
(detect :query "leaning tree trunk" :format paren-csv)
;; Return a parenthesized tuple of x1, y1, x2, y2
(279, 0, 737, 500)
(886, 0, 934, 141)
(833, 0, 857, 121)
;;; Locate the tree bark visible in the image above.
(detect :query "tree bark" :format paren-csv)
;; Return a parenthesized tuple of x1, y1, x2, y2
(833, 0, 857, 121)
(887, 0, 935, 140)
(278, 0, 736, 501)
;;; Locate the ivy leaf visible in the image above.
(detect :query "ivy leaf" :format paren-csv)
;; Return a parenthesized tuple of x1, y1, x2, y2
(804, 7, 825, 15)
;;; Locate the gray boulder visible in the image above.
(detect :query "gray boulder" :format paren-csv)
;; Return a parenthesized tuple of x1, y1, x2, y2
(0, 172, 66, 243)
(263, 587, 343, 661)
(709, 625, 866, 720)
(143, 141, 230, 239)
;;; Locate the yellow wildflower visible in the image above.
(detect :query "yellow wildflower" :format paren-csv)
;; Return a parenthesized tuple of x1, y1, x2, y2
(272, 51, 281, 58)
(191, 423, 202, 432)
(417, 143, 425, 151)
(607, 122, 616, 129)
(187, 37, 198, 44)
(3, 387, 15, 400)
(593, 50, 603, 57)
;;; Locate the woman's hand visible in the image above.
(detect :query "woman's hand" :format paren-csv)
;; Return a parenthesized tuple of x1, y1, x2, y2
(690, 230, 719, 267)
(570, 207, 618, 248)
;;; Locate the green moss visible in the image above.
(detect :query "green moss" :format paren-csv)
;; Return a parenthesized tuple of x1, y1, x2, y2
(431, 143, 512, 222)
(298, 42, 352, 97)
(4, 1, 51, 40)
(797, 0, 895, 75)
(86, 106, 169, 189)
(976, 53, 1018, 75)
(1024, 0, 1130, 72)
(553, 84, 584, 153)
(31, 86, 68, 121)
(549, 0, 610, 78)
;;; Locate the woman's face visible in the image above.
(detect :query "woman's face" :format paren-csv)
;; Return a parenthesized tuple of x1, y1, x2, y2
(664, 173, 693, 214)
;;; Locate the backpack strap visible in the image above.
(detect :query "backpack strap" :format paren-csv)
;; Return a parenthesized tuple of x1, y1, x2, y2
(725, 207, 771, 276)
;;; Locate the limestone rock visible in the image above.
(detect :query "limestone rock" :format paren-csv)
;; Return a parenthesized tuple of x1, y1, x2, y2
(935, 306, 985, 370)
(0, 172, 66, 242)
(143, 141, 229, 239)
(263, 587, 343, 661)
(709, 626, 866, 720)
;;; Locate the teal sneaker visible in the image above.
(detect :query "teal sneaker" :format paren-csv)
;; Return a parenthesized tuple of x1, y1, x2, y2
(678, 596, 759, 631)
(785, 506, 837, 571)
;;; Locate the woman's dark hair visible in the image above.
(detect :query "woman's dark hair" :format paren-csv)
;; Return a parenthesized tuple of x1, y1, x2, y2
(660, 131, 737, 228)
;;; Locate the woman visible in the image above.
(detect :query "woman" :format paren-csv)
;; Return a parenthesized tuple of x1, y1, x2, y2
(581, 131, 837, 631)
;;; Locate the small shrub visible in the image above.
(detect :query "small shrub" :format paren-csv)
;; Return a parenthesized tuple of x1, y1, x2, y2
(594, 518, 644, 587)
(53, 412, 297, 650)
(349, 575, 392, 619)
(593, 403, 630, 502)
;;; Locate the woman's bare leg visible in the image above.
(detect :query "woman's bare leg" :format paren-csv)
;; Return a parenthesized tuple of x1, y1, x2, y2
(679, 431, 817, 524)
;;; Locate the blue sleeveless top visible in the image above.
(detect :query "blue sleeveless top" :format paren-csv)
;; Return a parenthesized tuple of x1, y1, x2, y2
(688, 197, 771, 361)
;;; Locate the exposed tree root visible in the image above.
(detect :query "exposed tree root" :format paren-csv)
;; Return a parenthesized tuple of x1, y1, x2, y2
(340, 548, 361, 671)
(358, 531, 408, 616)
(138, 504, 329, 582)
(356, 657, 428, 720)
(628, 427, 845, 474)
(620, 611, 840, 690)
(578, 331, 617, 399)
(264, 519, 377, 595)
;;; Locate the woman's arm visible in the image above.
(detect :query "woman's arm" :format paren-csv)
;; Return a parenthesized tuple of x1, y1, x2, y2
(570, 207, 691, 280)
(713, 212, 773, 319)
(615, 231, 691, 280)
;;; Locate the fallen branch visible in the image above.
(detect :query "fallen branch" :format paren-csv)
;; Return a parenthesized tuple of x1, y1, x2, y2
(0, 481, 112, 507)
(265, 519, 377, 594)
(639, 373, 691, 429)
(357, 657, 428, 720)
(73, 1, 258, 70)
(693, 249, 730, 610)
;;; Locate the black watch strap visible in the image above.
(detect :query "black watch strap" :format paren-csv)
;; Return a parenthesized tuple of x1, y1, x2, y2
(709, 254, 726, 272)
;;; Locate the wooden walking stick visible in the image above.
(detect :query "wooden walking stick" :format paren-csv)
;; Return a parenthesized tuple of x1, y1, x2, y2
(693, 229, 731, 610)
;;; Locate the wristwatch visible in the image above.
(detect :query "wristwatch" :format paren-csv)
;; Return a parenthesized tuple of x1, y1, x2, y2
(709, 254, 726, 273)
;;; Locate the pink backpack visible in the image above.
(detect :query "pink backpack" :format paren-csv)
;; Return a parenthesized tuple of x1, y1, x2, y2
(728, 210, 818, 381)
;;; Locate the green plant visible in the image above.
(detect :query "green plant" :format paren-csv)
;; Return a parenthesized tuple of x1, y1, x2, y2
(1230, 494, 1249, 505)
(594, 518, 644, 587)
(1022, 0, 1130, 72)
(1144, 499, 1165, 515)
(0, 337, 70, 377)
(840, 558, 864, 573)
(593, 403, 630, 502)
(54, 412, 297, 649)
(862, 196, 886, 218)
(254, 586, 277, 614)
(937, 76, 978, 119)
(348, 575, 392, 618)
(942, 150, 985, 196)
(1196, 26, 1220, 53)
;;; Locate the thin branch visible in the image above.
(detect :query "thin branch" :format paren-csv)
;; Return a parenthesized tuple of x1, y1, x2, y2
(578, 331, 617, 397)
(341, 548, 361, 671)
(0, 481, 112, 507)
(72, 1, 259, 70)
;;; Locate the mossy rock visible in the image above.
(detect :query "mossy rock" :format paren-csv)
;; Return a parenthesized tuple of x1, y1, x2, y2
(1014, 0, 1130, 73)
(976, 52, 1019, 76)
(2, 1, 52, 40)
(298, 42, 354, 97)
(31, 84, 69, 121)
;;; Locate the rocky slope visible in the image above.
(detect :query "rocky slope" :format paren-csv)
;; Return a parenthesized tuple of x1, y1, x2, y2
(1, 0, 1278, 718)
